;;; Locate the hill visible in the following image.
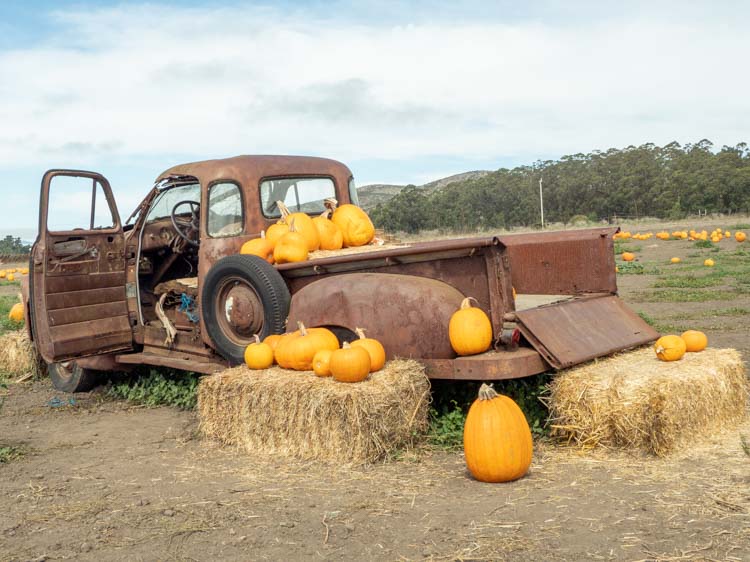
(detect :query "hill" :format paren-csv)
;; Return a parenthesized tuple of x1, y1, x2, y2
(357, 170, 491, 210)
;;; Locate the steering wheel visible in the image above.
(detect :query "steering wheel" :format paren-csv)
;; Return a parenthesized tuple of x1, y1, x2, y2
(170, 200, 201, 247)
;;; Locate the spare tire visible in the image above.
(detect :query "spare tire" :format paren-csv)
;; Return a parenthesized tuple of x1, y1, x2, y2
(201, 255, 291, 364)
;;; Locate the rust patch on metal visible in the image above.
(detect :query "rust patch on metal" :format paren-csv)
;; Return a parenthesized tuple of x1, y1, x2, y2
(513, 294, 659, 369)
(287, 273, 465, 359)
(497, 227, 618, 295)
(421, 348, 549, 380)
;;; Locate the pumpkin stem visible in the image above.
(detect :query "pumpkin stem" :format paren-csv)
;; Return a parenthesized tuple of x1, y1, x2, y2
(252, 334, 260, 345)
(477, 383, 499, 401)
(460, 296, 479, 310)
(260, 230, 266, 239)
(355, 327, 367, 340)
(288, 217, 297, 233)
(297, 321, 307, 336)
(324, 198, 338, 212)
(342, 341, 351, 349)
(319, 208, 332, 219)
(276, 200, 291, 219)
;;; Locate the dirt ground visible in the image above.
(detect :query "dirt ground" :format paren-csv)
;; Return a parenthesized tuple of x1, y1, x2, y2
(2, 225, 749, 561)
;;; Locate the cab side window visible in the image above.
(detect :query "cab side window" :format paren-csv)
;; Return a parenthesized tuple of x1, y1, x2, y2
(48, 175, 115, 232)
(207, 182, 243, 237)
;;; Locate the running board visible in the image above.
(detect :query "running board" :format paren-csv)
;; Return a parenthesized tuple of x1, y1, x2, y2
(115, 351, 228, 374)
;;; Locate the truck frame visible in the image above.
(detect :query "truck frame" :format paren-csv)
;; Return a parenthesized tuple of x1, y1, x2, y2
(22, 155, 658, 392)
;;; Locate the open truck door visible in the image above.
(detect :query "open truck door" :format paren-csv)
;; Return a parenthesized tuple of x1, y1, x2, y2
(29, 170, 133, 364)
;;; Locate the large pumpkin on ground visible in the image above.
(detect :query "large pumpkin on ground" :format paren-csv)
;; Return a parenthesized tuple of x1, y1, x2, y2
(448, 297, 492, 356)
(463, 384, 533, 483)
(275, 322, 339, 370)
(331, 204, 375, 247)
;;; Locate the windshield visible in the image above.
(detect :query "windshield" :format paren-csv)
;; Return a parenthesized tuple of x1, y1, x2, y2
(260, 177, 336, 218)
(147, 183, 201, 222)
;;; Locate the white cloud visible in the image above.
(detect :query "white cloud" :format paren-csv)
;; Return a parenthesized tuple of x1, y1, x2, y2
(0, 2, 748, 175)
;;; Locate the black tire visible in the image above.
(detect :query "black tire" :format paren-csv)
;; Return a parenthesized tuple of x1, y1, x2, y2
(201, 255, 291, 364)
(325, 326, 358, 346)
(48, 361, 99, 393)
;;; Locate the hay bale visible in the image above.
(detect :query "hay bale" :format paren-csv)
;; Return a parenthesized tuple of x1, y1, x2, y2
(547, 347, 748, 456)
(198, 359, 431, 464)
(0, 330, 44, 381)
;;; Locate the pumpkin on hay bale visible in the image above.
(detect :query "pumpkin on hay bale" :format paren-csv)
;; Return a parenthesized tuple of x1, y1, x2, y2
(197, 359, 431, 464)
(0, 330, 45, 380)
(546, 347, 747, 456)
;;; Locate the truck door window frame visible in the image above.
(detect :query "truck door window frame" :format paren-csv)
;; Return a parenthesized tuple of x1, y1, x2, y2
(206, 180, 244, 238)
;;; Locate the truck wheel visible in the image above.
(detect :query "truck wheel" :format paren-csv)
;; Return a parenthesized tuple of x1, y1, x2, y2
(48, 361, 98, 393)
(202, 255, 291, 365)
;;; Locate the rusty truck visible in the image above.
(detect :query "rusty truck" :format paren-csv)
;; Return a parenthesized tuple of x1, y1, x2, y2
(22, 155, 658, 392)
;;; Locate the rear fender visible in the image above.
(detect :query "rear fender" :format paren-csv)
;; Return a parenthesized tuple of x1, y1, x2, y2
(286, 273, 464, 359)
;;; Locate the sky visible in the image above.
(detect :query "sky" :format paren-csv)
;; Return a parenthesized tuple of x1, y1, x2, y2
(1, 0, 749, 238)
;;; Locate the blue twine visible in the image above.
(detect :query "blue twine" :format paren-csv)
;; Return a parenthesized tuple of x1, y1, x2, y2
(179, 293, 199, 323)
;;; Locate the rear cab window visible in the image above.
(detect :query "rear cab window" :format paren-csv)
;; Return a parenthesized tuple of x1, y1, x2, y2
(259, 177, 336, 218)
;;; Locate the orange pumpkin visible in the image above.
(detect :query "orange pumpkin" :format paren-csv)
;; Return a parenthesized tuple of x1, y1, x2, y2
(273, 220, 309, 264)
(463, 383, 533, 483)
(266, 220, 290, 248)
(331, 204, 375, 247)
(8, 302, 24, 323)
(275, 322, 339, 370)
(312, 209, 344, 251)
(312, 349, 334, 377)
(670, 257, 681, 264)
(621, 252, 635, 262)
(330, 342, 371, 383)
(263, 334, 286, 363)
(736, 231, 747, 243)
(448, 297, 492, 356)
(654, 335, 686, 362)
(704, 258, 715, 267)
(240, 231, 274, 263)
(277, 201, 320, 251)
(244, 335, 274, 369)
(681, 330, 708, 352)
(350, 327, 386, 372)
(6, 273, 15, 282)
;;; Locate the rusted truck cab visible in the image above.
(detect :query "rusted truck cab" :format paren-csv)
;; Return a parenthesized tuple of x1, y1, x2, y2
(26, 155, 658, 392)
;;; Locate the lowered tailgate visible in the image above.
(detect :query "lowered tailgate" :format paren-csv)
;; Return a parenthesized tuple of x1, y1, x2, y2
(513, 294, 659, 369)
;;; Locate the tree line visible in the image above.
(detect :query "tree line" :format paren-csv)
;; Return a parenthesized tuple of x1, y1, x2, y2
(0, 235, 31, 255)
(369, 140, 750, 233)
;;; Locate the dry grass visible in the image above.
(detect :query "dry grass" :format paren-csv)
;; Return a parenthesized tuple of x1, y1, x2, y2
(0, 330, 44, 381)
(198, 359, 431, 464)
(546, 347, 748, 456)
